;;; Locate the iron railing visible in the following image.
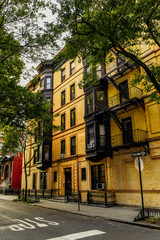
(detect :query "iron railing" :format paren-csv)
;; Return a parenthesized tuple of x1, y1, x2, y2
(0, 188, 116, 206)
(106, 59, 131, 78)
(87, 190, 116, 207)
(135, 208, 160, 221)
(111, 129, 147, 147)
(108, 87, 143, 108)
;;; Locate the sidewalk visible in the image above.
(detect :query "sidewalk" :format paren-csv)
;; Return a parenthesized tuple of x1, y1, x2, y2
(0, 194, 139, 222)
(33, 199, 139, 223)
(0, 194, 159, 229)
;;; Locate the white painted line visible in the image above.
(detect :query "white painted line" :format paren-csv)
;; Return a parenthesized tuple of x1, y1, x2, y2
(46, 230, 106, 240)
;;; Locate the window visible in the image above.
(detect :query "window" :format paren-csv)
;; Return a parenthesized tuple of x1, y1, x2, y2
(40, 172, 47, 189)
(96, 89, 105, 112)
(61, 140, 65, 155)
(70, 84, 75, 100)
(99, 125, 105, 146)
(122, 117, 133, 144)
(119, 80, 129, 102)
(81, 168, 86, 180)
(97, 90, 104, 101)
(91, 164, 105, 189)
(61, 68, 65, 82)
(33, 173, 37, 189)
(61, 90, 65, 106)
(70, 61, 75, 75)
(70, 108, 76, 127)
(53, 171, 57, 182)
(86, 92, 93, 114)
(87, 126, 94, 145)
(44, 145, 49, 161)
(61, 114, 65, 131)
(46, 77, 51, 89)
(71, 136, 76, 155)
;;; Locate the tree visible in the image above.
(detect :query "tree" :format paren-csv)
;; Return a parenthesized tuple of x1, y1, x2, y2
(51, 0, 160, 100)
(0, 0, 57, 64)
(0, 0, 58, 126)
(1, 96, 58, 201)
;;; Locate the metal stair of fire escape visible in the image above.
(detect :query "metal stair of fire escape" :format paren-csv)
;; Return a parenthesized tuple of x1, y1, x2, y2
(111, 111, 124, 132)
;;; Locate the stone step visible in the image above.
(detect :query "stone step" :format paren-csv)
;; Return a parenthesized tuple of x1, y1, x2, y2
(51, 196, 67, 203)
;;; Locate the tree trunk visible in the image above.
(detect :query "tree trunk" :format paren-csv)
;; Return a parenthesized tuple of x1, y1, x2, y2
(118, 46, 160, 94)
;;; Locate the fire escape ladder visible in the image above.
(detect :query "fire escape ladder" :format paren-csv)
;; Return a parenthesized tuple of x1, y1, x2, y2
(103, 75, 129, 102)
(111, 111, 124, 132)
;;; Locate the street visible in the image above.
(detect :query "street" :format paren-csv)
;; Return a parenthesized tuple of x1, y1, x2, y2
(0, 200, 159, 240)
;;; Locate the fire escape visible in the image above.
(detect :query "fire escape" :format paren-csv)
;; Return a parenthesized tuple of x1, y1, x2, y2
(84, 51, 149, 162)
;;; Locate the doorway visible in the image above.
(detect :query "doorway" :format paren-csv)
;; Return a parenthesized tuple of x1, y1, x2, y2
(65, 168, 72, 196)
(122, 117, 133, 144)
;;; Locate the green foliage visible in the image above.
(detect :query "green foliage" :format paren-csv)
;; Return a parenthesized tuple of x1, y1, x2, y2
(132, 64, 160, 103)
(52, 0, 160, 99)
(149, 216, 160, 224)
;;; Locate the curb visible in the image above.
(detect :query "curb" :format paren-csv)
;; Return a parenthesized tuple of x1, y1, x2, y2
(32, 202, 160, 230)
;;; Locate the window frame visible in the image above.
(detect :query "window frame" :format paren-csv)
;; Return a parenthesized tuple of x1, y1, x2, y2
(46, 77, 51, 89)
(53, 171, 57, 182)
(33, 173, 37, 189)
(91, 164, 105, 189)
(61, 90, 66, 106)
(70, 83, 75, 101)
(40, 172, 47, 189)
(61, 140, 65, 155)
(81, 168, 86, 181)
(87, 125, 94, 145)
(70, 61, 75, 75)
(61, 68, 65, 82)
(86, 92, 93, 114)
(70, 108, 76, 127)
(61, 114, 65, 131)
(99, 124, 105, 147)
(71, 136, 76, 155)
(44, 145, 50, 161)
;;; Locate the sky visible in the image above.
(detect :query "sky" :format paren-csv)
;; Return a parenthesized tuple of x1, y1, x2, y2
(20, 7, 58, 87)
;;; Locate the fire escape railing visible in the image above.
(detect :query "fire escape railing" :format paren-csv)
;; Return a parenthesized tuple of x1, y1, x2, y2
(108, 86, 143, 108)
(111, 129, 147, 147)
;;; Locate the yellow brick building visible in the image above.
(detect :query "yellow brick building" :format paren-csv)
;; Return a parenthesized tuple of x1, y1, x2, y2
(21, 44, 160, 208)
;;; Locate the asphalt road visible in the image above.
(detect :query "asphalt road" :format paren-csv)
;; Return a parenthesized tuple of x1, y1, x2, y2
(0, 200, 159, 240)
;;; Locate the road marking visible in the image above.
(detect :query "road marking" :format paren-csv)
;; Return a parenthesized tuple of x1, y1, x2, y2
(46, 230, 106, 240)
(9, 217, 59, 231)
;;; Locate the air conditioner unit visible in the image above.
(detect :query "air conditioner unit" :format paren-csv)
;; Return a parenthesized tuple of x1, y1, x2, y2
(60, 153, 65, 158)
(96, 183, 105, 190)
(87, 143, 92, 149)
(87, 143, 95, 149)
(92, 143, 95, 148)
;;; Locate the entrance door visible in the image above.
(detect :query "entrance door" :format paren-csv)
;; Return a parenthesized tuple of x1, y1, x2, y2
(65, 168, 72, 196)
(122, 117, 133, 144)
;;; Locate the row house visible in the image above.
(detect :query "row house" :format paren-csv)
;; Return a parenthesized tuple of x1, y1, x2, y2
(21, 43, 160, 207)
